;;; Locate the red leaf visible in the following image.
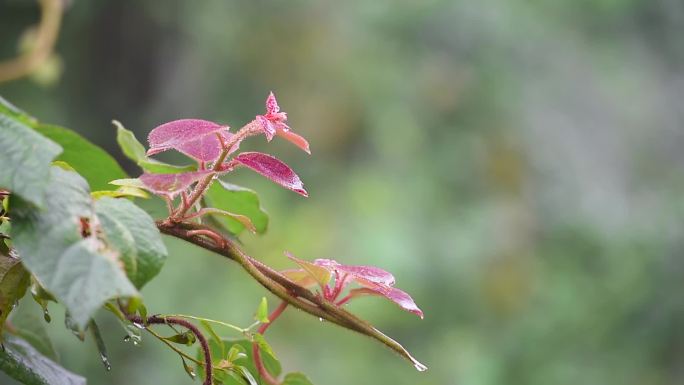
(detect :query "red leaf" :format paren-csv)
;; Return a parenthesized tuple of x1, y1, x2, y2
(347, 287, 424, 319)
(276, 128, 310, 154)
(175, 131, 238, 162)
(147, 119, 228, 159)
(235, 152, 308, 197)
(315, 259, 395, 286)
(138, 170, 213, 198)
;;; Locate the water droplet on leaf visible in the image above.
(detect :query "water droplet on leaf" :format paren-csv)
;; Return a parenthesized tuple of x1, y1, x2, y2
(123, 336, 131, 342)
(43, 308, 51, 323)
(100, 354, 112, 371)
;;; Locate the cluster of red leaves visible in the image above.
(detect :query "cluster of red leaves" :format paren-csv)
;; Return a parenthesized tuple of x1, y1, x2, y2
(138, 92, 309, 199)
(283, 252, 423, 318)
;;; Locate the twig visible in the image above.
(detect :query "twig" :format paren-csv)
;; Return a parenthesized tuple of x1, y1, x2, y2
(156, 220, 426, 370)
(0, 0, 63, 83)
(127, 315, 213, 385)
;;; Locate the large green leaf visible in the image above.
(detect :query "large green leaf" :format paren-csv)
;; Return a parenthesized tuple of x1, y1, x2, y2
(114, 120, 196, 174)
(33, 125, 127, 191)
(205, 180, 269, 236)
(0, 251, 30, 335)
(10, 167, 138, 328)
(0, 335, 85, 385)
(94, 197, 167, 289)
(0, 113, 62, 208)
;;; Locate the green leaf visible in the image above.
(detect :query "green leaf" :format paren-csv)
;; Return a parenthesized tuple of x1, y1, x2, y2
(114, 120, 196, 174)
(8, 299, 59, 361)
(0, 252, 30, 335)
(282, 372, 315, 385)
(198, 338, 281, 385)
(254, 297, 270, 324)
(165, 331, 196, 346)
(205, 180, 269, 236)
(251, 333, 277, 362)
(94, 197, 167, 289)
(0, 335, 86, 385)
(0, 112, 62, 208)
(91, 186, 149, 200)
(10, 167, 138, 328)
(88, 320, 111, 371)
(33, 125, 128, 191)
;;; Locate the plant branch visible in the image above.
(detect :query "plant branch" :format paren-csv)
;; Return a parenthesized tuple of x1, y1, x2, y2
(156, 220, 426, 370)
(127, 315, 213, 385)
(0, 0, 63, 83)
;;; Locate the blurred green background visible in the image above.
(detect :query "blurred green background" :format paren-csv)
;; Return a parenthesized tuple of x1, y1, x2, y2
(2, 0, 684, 384)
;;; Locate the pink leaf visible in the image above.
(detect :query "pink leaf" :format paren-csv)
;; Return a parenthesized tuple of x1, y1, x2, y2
(276, 128, 311, 154)
(347, 287, 424, 319)
(138, 170, 213, 198)
(255, 92, 310, 153)
(235, 152, 308, 197)
(315, 259, 395, 286)
(265, 91, 280, 115)
(174, 131, 238, 162)
(147, 119, 228, 158)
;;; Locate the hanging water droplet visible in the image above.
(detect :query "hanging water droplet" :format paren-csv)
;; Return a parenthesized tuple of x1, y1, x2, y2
(123, 335, 131, 342)
(132, 322, 145, 330)
(318, 317, 324, 322)
(12, 300, 18, 310)
(100, 354, 112, 371)
(181, 357, 197, 380)
(43, 308, 51, 323)
(132, 340, 139, 346)
(412, 360, 428, 372)
(186, 368, 196, 379)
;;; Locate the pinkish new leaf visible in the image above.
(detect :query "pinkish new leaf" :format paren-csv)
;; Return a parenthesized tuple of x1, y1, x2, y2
(281, 256, 423, 318)
(346, 287, 424, 319)
(235, 152, 308, 197)
(147, 119, 230, 161)
(256, 92, 311, 154)
(138, 170, 213, 198)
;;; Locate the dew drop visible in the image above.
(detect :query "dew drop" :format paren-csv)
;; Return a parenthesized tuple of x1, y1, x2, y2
(413, 362, 428, 372)
(43, 308, 51, 323)
(100, 354, 112, 371)
(318, 317, 324, 322)
(123, 336, 131, 342)
(132, 340, 139, 346)
(132, 322, 145, 330)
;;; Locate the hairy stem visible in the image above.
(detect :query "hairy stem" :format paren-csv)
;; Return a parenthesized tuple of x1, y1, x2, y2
(252, 301, 288, 385)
